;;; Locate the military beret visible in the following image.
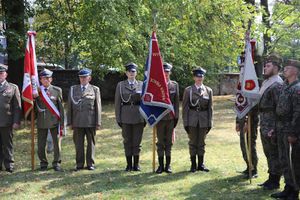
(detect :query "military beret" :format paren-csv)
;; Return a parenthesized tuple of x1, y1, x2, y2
(163, 62, 173, 72)
(265, 54, 283, 68)
(285, 59, 300, 70)
(193, 67, 206, 77)
(39, 68, 53, 77)
(125, 62, 137, 72)
(78, 68, 92, 76)
(0, 64, 8, 72)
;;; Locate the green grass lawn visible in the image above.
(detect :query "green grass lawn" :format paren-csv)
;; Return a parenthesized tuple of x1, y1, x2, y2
(0, 95, 281, 200)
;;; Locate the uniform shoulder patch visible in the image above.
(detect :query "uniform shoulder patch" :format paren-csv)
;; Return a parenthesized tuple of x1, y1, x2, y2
(52, 85, 62, 91)
(8, 82, 18, 88)
(92, 85, 100, 91)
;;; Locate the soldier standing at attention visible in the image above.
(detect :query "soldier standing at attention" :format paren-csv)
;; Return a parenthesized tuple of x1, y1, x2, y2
(271, 59, 300, 200)
(67, 68, 102, 171)
(0, 64, 21, 173)
(35, 69, 64, 171)
(182, 67, 213, 173)
(155, 63, 179, 174)
(115, 63, 145, 172)
(257, 54, 283, 189)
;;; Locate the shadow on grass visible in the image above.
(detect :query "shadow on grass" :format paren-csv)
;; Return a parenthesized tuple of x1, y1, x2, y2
(0, 167, 191, 199)
(181, 174, 274, 200)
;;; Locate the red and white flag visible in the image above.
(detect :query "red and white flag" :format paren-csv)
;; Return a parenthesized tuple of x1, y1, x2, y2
(235, 39, 260, 119)
(22, 31, 39, 118)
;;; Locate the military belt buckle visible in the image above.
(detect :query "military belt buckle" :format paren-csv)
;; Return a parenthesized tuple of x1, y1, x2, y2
(130, 102, 134, 107)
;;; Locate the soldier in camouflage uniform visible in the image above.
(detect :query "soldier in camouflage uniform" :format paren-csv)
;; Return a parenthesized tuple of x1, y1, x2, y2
(257, 54, 283, 189)
(155, 63, 179, 174)
(236, 108, 259, 178)
(271, 59, 300, 200)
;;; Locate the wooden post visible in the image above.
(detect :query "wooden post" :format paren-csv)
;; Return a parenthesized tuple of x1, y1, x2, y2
(31, 110, 35, 170)
(152, 126, 157, 173)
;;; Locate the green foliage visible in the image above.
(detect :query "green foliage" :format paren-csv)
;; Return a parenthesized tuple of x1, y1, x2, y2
(269, 0, 300, 60)
(34, 0, 256, 85)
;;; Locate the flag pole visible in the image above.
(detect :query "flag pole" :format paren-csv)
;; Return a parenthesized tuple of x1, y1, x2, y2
(247, 115, 252, 184)
(152, 126, 157, 172)
(151, 10, 158, 173)
(29, 17, 35, 171)
(31, 109, 35, 170)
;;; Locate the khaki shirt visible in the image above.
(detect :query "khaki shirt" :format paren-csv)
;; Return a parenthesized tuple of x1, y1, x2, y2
(35, 85, 64, 129)
(161, 80, 180, 120)
(115, 80, 144, 124)
(182, 84, 213, 128)
(67, 84, 102, 128)
(0, 81, 21, 127)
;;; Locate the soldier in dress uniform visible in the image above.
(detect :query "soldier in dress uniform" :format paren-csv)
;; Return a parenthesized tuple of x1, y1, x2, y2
(0, 64, 21, 173)
(115, 63, 145, 171)
(35, 68, 64, 171)
(257, 54, 283, 189)
(182, 67, 213, 173)
(67, 68, 102, 171)
(271, 59, 300, 200)
(155, 62, 179, 174)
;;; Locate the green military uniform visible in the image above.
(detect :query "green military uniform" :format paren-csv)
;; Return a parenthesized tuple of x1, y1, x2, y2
(67, 68, 102, 170)
(155, 62, 180, 174)
(258, 55, 283, 189)
(35, 69, 64, 170)
(115, 77, 144, 171)
(182, 67, 213, 172)
(272, 59, 300, 200)
(236, 109, 259, 177)
(0, 65, 21, 172)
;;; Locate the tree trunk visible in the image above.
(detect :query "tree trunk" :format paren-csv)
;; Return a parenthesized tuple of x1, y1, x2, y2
(261, 0, 271, 55)
(2, 0, 25, 89)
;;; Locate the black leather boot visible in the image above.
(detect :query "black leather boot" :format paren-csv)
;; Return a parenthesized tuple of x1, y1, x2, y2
(190, 156, 197, 173)
(286, 189, 299, 200)
(271, 184, 292, 199)
(263, 174, 280, 190)
(156, 156, 164, 174)
(133, 155, 141, 171)
(125, 156, 132, 171)
(165, 156, 172, 173)
(197, 155, 209, 172)
(258, 173, 271, 187)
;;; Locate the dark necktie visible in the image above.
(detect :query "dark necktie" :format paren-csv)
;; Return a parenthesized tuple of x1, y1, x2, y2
(82, 86, 86, 92)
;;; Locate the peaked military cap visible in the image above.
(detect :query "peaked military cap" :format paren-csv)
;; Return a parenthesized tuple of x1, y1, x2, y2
(163, 62, 173, 72)
(193, 67, 206, 77)
(0, 64, 8, 72)
(39, 68, 53, 77)
(125, 62, 137, 72)
(78, 68, 92, 76)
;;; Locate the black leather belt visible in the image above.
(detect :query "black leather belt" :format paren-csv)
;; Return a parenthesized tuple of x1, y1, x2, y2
(121, 102, 140, 106)
(189, 106, 208, 112)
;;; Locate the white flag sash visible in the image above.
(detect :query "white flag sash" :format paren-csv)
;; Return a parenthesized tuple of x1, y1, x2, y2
(259, 75, 283, 97)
